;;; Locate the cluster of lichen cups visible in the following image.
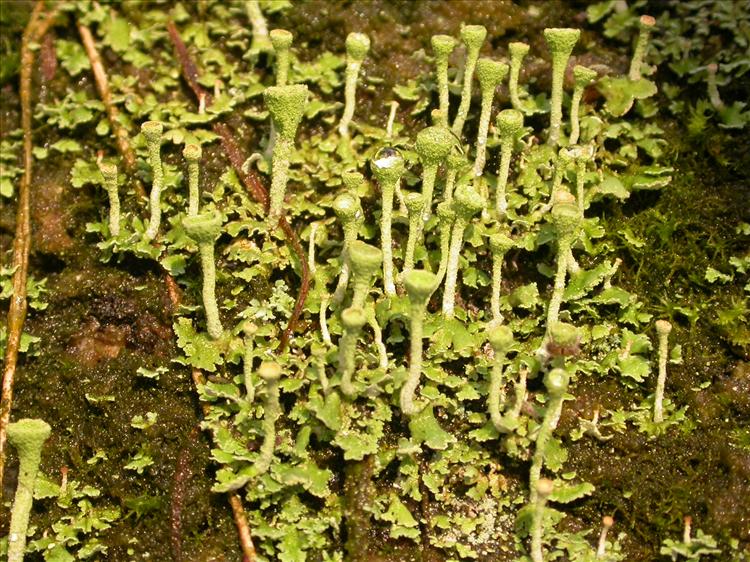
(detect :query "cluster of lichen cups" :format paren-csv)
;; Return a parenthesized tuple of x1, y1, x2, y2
(87, 13, 663, 560)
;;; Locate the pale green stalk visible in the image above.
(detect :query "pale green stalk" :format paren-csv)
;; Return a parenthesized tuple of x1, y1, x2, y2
(371, 148, 405, 296)
(98, 162, 120, 237)
(568, 143, 594, 218)
(256, 362, 281, 474)
(543, 28, 580, 146)
(6, 419, 51, 562)
(331, 192, 362, 304)
(494, 109, 524, 215)
(508, 42, 530, 112)
(531, 478, 554, 562)
(597, 516, 615, 558)
(529, 368, 569, 503)
(629, 15, 656, 81)
(415, 126, 454, 221)
(443, 151, 465, 204)
(431, 34, 457, 128)
(365, 303, 388, 369)
(243, 323, 258, 403)
(339, 306, 366, 398)
(545, 200, 580, 331)
(473, 58, 508, 176)
(569, 66, 597, 145)
(442, 183, 485, 318)
(487, 325, 514, 432)
(263, 84, 308, 224)
(452, 25, 487, 137)
(348, 240, 382, 309)
(386, 100, 399, 138)
(548, 147, 574, 208)
(434, 202, 455, 285)
(706, 63, 724, 110)
(183, 143, 201, 217)
(270, 29, 293, 86)
(142, 121, 164, 240)
(183, 211, 224, 340)
(489, 231, 514, 324)
(400, 270, 437, 416)
(402, 192, 425, 277)
(339, 32, 370, 138)
(654, 319, 672, 423)
(246, 0, 271, 52)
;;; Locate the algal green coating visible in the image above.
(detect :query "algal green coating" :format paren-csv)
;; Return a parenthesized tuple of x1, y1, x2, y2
(473, 58, 509, 176)
(452, 24, 487, 137)
(183, 211, 224, 340)
(98, 162, 120, 237)
(264, 84, 308, 223)
(543, 28, 580, 146)
(7, 418, 51, 562)
(400, 269, 438, 416)
(142, 121, 164, 240)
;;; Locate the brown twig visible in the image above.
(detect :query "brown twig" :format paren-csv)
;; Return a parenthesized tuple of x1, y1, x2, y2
(76, 17, 146, 199)
(0, 0, 59, 493)
(167, 20, 310, 354)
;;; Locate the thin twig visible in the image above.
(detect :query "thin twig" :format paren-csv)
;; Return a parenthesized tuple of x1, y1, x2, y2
(0, 0, 59, 493)
(76, 18, 146, 199)
(167, 20, 310, 354)
(229, 493, 258, 562)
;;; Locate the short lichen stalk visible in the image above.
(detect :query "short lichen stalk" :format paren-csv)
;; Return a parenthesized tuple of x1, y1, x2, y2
(547, 148, 574, 208)
(263, 84, 308, 224)
(442, 183, 485, 318)
(442, 150, 465, 204)
(431, 34, 457, 128)
(489, 230, 514, 324)
(183, 211, 224, 340)
(569, 66, 597, 145)
(473, 58, 509, 176)
(255, 362, 282, 474)
(653, 319, 672, 423)
(365, 303, 388, 369)
(338, 32, 370, 138)
(6, 418, 51, 562)
(545, 199, 580, 332)
(400, 270, 437, 416)
(331, 191, 363, 305)
(371, 148, 405, 296)
(508, 42, 530, 112)
(452, 24, 487, 137)
(415, 125, 454, 221)
(487, 325, 514, 432)
(706, 63, 724, 110)
(530, 478, 554, 562)
(402, 192, 426, 276)
(246, 0, 271, 53)
(529, 368, 569, 503)
(270, 29, 293, 86)
(434, 201, 455, 285)
(628, 15, 656, 81)
(348, 240, 383, 309)
(339, 306, 366, 398)
(569, 144, 594, 219)
(242, 322, 258, 404)
(494, 109, 524, 215)
(98, 162, 120, 237)
(142, 121, 164, 240)
(183, 143, 201, 217)
(543, 28, 580, 146)
(597, 516, 615, 558)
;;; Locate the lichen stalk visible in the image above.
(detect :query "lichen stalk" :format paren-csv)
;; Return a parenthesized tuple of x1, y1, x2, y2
(473, 59, 509, 176)
(331, 192, 362, 305)
(495, 109, 524, 215)
(338, 32, 370, 138)
(402, 192, 425, 276)
(348, 241, 383, 309)
(6, 418, 51, 562)
(270, 29, 293, 86)
(339, 307, 366, 398)
(371, 148, 405, 296)
(386, 100, 399, 138)
(98, 162, 120, 237)
(431, 35, 457, 127)
(487, 325, 514, 432)
(443, 151, 464, 204)
(434, 202, 456, 286)
(246, 0, 271, 52)
(256, 362, 281, 474)
(543, 28, 580, 146)
(415, 126, 454, 221)
(529, 368, 569, 503)
(628, 15, 656, 81)
(508, 42, 530, 112)
(545, 200, 580, 331)
(654, 319, 672, 423)
(442, 183, 485, 318)
(489, 230, 514, 324)
(597, 516, 615, 558)
(452, 25, 487, 137)
(400, 270, 437, 416)
(530, 478, 554, 562)
(243, 323, 258, 404)
(706, 63, 724, 110)
(569, 66, 597, 145)
(142, 121, 164, 240)
(183, 143, 202, 217)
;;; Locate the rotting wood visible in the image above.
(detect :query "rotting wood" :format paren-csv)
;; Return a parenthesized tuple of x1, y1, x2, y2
(76, 18, 147, 199)
(0, 0, 60, 493)
(167, 20, 310, 354)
